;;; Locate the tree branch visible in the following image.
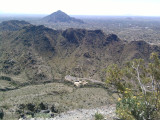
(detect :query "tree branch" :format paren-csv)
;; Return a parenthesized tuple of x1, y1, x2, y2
(132, 61, 146, 95)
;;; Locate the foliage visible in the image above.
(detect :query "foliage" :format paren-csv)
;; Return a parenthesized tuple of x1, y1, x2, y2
(0, 76, 12, 81)
(106, 53, 160, 120)
(16, 102, 58, 118)
(0, 109, 4, 119)
(94, 112, 104, 120)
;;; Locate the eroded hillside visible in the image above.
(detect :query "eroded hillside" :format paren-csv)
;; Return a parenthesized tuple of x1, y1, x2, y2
(0, 20, 160, 84)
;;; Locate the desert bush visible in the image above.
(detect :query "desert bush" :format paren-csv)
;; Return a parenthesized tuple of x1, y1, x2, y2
(26, 103, 35, 112)
(16, 102, 58, 118)
(94, 112, 104, 120)
(0, 109, 4, 119)
(106, 53, 160, 120)
(0, 76, 12, 81)
(39, 102, 48, 110)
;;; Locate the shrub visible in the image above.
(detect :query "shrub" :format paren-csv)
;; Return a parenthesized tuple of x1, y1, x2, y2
(106, 53, 160, 120)
(39, 102, 48, 110)
(94, 112, 104, 120)
(26, 103, 35, 112)
(0, 76, 12, 81)
(0, 109, 4, 119)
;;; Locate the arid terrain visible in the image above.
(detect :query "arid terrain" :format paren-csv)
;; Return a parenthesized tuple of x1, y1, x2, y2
(0, 11, 160, 119)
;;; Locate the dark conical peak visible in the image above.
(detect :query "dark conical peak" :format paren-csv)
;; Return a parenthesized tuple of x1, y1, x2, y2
(52, 10, 67, 15)
(42, 10, 84, 23)
(51, 10, 68, 16)
(56, 10, 65, 13)
(57, 10, 63, 12)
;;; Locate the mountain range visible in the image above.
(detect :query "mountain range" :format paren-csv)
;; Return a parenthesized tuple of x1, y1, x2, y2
(0, 20, 159, 84)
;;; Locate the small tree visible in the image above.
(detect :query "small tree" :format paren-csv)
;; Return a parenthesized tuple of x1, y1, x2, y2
(106, 53, 160, 120)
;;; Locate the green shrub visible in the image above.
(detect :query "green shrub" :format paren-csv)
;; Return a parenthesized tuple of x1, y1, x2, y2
(0, 109, 4, 119)
(116, 92, 155, 120)
(94, 112, 104, 120)
(0, 76, 12, 81)
(106, 53, 160, 120)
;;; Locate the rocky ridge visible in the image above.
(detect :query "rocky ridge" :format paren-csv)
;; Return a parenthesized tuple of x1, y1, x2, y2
(0, 20, 160, 83)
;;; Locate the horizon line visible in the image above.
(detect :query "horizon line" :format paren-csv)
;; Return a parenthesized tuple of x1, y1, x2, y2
(1, 13, 160, 17)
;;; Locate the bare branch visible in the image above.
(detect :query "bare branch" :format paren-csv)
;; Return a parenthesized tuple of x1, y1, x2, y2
(132, 61, 146, 95)
(150, 75, 155, 91)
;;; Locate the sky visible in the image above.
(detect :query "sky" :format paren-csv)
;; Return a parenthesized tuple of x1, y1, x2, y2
(0, 0, 160, 16)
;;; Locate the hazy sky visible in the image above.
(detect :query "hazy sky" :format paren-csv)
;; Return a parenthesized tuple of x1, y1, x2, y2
(0, 0, 160, 16)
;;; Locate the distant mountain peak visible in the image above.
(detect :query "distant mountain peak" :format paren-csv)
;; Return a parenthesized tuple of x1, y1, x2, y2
(42, 10, 84, 23)
(52, 10, 67, 15)
(57, 10, 62, 12)
(56, 10, 65, 13)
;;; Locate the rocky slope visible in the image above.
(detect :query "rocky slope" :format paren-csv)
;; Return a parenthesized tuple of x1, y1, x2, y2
(0, 20, 30, 31)
(0, 20, 160, 84)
